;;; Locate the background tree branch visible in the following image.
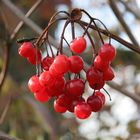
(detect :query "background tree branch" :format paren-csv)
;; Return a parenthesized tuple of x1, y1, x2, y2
(109, 0, 140, 47)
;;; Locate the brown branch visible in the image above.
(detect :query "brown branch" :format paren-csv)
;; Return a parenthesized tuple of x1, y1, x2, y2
(80, 20, 140, 54)
(118, 0, 140, 19)
(0, 43, 10, 91)
(1, 0, 42, 34)
(10, 0, 43, 40)
(2, 0, 140, 54)
(109, 0, 140, 47)
(107, 81, 140, 104)
(0, 96, 12, 124)
(0, 0, 42, 91)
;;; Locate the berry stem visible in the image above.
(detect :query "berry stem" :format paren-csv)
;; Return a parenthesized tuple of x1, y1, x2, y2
(81, 9, 104, 44)
(71, 21, 75, 40)
(103, 87, 112, 101)
(35, 17, 67, 47)
(47, 40, 55, 57)
(91, 19, 104, 45)
(57, 20, 70, 55)
(35, 44, 40, 76)
(93, 18, 111, 44)
(77, 21, 97, 55)
(44, 42, 49, 57)
(82, 19, 92, 37)
(63, 37, 70, 48)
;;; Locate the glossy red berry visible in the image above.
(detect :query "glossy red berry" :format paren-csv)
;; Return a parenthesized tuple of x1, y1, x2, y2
(94, 55, 110, 72)
(94, 91, 105, 105)
(27, 50, 42, 65)
(34, 88, 50, 103)
(54, 100, 67, 113)
(86, 67, 103, 83)
(87, 95, 103, 112)
(66, 79, 85, 98)
(42, 56, 54, 71)
(86, 67, 104, 89)
(74, 102, 91, 119)
(50, 55, 69, 75)
(47, 76, 65, 97)
(68, 97, 85, 113)
(28, 75, 42, 93)
(69, 56, 84, 73)
(39, 71, 56, 87)
(49, 64, 61, 76)
(56, 94, 72, 108)
(18, 42, 35, 57)
(103, 66, 115, 81)
(89, 80, 105, 90)
(99, 43, 116, 61)
(70, 37, 86, 54)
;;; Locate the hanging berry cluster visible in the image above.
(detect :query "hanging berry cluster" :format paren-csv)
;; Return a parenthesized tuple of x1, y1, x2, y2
(18, 9, 116, 119)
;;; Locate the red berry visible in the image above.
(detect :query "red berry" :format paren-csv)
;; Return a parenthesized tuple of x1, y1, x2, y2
(103, 66, 115, 81)
(27, 50, 42, 65)
(56, 94, 72, 108)
(99, 43, 116, 61)
(94, 55, 110, 72)
(50, 55, 70, 75)
(70, 37, 86, 54)
(94, 91, 105, 105)
(34, 88, 50, 103)
(87, 95, 103, 112)
(86, 67, 104, 90)
(74, 102, 91, 119)
(69, 56, 84, 73)
(66, 79, 85, 98)
(49, 64, 61, 76)
(86, 67, 103, 83)
(28, 75, 42, 93)
(68, 97, 85, 113)
(42, 56, 54, 71)
(47, 76, 65, 97)
(54, 100, 67, 113)
(18, 42, 35, 57)
(89, 80, 105, 90)
(39, 71, 56, 87)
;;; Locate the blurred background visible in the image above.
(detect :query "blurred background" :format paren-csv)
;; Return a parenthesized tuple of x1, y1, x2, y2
(0, 0, 140, 140)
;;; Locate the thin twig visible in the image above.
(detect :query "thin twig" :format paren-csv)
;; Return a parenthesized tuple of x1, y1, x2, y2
(109, 0, 139, 47)
(118, 0, 140, 19)
(0, 42, 10, 92)
(107, 81, 140, 104)
(0, 96, 12, 124)
(10, 0, 43, 40)
(80, 20, 140, 54)
(1, 0, 42, 34)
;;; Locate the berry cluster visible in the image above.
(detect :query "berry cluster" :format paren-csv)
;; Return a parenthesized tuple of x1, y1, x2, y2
(18, 9, 117, 119)
(18, 36, 116, 119)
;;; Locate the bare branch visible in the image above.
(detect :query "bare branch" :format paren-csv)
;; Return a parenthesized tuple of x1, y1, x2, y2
(10, 0, 43, 40)
(118, 0, 140, 19)
(0, 96, 12, 124)
(1, 0, 42, 34)
(0, 43, 10, 91)
(107, 81, 140, 104)
(109, 0, 140, 47)
(80, 20, 140, 54)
